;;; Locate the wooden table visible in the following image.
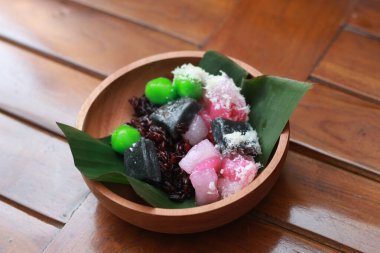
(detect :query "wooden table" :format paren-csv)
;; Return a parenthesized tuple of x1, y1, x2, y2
(1, 0, 379, 252)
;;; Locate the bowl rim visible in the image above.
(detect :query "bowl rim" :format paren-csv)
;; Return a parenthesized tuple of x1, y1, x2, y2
(77, 50, 289, 217)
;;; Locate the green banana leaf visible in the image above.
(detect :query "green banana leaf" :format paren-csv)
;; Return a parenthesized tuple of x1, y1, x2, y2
(58, 123, 129, 185)
(241, 76, 311, 165)
(199, 50, 248, 86)
(58, 123, 196, 208)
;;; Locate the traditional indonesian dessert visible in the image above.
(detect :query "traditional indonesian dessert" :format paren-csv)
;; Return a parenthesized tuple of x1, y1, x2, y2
(59, 51, 311, 209)
(111, 63, 262, 206)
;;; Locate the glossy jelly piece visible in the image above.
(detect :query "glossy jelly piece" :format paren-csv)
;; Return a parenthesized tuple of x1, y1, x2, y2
(193, 156, 222, 174)
(218, 155, 260, 198)
(179, 139, 221, 174)
(150, 97, 201, 138)
(174, 78, 203, 100)
(211, 117, 261, 155)
(145, 77, 177, 105)
(204, 72, 249, 122)
(190, 167, 219, 206)
(220, 155, 259, 184)
(207, 100, 248, 122)
(111, 124, 141, 154)
(124, 137, 161, 183)
(183, 114, 208, 145)
(199, 109, 212, 131)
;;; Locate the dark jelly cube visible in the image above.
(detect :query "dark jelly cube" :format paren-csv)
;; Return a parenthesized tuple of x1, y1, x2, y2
(124, 137, 161, 183)
(211, 117, 261, 155)
(149, 97, 201, 138)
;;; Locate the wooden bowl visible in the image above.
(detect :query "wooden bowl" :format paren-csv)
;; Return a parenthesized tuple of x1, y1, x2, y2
(77, 51, 289, 234)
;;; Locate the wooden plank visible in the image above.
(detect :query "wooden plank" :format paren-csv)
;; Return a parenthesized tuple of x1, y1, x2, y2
(312, 31, 380, 104)
(0, 0, 195, 77)
(255, 151, 380, 252)
(348, 0, 380, 37)
(291, 84, 380, 179)
(0, 113, 89, 223)
(71, 0, 237, 45)
(205, 0, 354, 80)
(0, 40, 98, 135)
(0, 200, 58, 253)
(43, 152, 380, 252)
(44, 194, 335, 253)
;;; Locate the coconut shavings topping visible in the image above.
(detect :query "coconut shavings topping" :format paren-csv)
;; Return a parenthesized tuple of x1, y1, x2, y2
(204, 72, 250, 114)
(223, 129, 262, 154)
(204, 72, 231, 91)
(234, 162, 256, 182)
(172, 63, 209, 83)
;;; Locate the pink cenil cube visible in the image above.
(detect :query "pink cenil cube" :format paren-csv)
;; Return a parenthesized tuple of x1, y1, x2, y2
(218, 155, 260, 198)
(179, 139, 221, 174)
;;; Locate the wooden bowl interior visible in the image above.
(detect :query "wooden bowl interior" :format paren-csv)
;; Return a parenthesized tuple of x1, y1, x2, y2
(83, 57, 199, 138)
(83, 56, 203, 205)
(79, 52, 288, 219)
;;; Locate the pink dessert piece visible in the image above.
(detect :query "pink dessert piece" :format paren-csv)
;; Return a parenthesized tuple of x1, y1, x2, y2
(179, 139, 221, 174)
(206, 98, 249, 122)
(217, 178, 242, 199)
(194, 156, 222, 174)
(218, 155, 260, 198)
(204, 72, 249, 122)
(183, 114, 208, 145)
(199, 109, 212, 131)
(190, 167, 219, 206)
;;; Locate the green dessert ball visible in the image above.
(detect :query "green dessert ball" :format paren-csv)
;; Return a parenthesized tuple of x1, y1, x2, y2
(111, 124, 141, 154)
(145, 77, 177, 105)
(174, 78, 203, 100)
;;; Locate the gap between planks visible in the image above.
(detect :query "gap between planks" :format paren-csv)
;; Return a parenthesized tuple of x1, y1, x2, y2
(308, 22, 380, 106)
(0, 194, 64, 228)
(251, 211, 361, 253)
(198, 0, 241, 48)
(308, 23, 346, 80)
(309, 75, 380, 106)
(38, 191, 91, 253)
(307, 0, 363, 77)
(0, 107, 66, 141)
(0, 34, 106, 80)
(290, 139, 380, 183)
(345, 24, 380, 41)
(69, 0, 203, 48)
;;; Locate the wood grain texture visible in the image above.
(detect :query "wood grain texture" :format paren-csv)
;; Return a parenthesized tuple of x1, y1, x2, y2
(348, 0, 380, 37)
(205, 0, 354, 80)
(44, 194, 336, 253)
(255, 151, 380, 252)
(312, 31, 380, 104)
(291, 84, 380, 179)
(0, 40, 98, 135)
(71, 0, 237, 45)
(0, 200, 58, 253)
(0, 0, 195, 77)
(0, 113, 89, 223)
